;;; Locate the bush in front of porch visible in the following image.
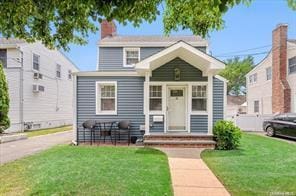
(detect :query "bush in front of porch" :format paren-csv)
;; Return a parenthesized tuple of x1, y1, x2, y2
(213, 120, 242, 150)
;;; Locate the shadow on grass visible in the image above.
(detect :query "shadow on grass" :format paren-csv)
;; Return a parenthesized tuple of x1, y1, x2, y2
(135, 147, 165, 155)
(202, 148, 246, 158)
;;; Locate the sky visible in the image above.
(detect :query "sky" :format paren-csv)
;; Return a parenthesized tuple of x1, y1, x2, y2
(65, 0, 296, 71)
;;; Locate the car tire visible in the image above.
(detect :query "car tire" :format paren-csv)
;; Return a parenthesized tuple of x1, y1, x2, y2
(266, 126, 275, 137)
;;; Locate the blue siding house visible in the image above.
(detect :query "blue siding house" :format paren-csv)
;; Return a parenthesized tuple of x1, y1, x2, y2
(74, 20, 227, 147)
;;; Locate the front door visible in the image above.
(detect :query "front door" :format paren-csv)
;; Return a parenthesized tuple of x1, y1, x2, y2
(167, 86, 186, 131)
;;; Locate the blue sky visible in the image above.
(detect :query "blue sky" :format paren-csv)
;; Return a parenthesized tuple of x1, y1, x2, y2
(65, 0, 296, 71)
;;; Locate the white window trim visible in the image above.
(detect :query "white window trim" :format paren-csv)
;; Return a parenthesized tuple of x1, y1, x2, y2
(32, 53, 40, 72)
(95, 81, 117, 115)
(149, 85, 163, 114)
(190, 84, 209, 115)
(123, 48, 140, 68)
(266, 67, 272, 81)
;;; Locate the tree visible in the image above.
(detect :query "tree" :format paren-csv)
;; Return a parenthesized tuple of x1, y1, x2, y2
(0, 62, 10, 133)
(219, 56, 254, 96)
(0, 0, 295, 50)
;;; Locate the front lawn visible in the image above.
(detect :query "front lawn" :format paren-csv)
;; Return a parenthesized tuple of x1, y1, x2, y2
(25, 125, 72, 137)
(202, 133, 296, 196)
(0, 146, 172, 195)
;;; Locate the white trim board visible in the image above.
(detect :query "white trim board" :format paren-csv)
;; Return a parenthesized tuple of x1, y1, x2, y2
(95, 81, 118, 115)
(135, 41, 225, 76)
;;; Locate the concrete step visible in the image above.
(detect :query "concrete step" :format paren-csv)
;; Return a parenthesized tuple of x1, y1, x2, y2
(144, 140, 216, 148)
(144, 134, 214, 141)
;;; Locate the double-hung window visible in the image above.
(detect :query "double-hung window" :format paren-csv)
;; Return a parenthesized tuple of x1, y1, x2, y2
(68, 70, 72, 80)
(96, 82, 117, 114)
(254, 100, 259, 113)
(149, 85, 162, 111)
(33, 53, 40, 71)
(56, 64, 61, 78)
(192, 85, 207, 112)
(249, 73, 257, 84)
(266, 67, 272, 80)
(0, 49, 7, 68)
(123, 48, 140, 67)
(288, 56, 296, 74)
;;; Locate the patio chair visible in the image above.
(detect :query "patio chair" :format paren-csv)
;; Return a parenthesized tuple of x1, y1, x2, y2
(114, 120, 131, 146)
(81, 120, 96, 145)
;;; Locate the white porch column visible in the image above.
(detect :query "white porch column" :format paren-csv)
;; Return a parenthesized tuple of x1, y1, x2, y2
(144, 72, 150, 135)
(208, 74, 213, 135)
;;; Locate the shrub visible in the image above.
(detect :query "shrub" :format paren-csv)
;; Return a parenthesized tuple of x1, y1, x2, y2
(0, 62, 10, 133)
(213, 120, 242, 150)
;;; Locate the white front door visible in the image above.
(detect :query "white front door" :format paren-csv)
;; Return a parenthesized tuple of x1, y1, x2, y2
(167, 86, 187, 131)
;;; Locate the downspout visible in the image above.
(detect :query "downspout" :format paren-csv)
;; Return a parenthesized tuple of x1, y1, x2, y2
(17, 47, 24, 132)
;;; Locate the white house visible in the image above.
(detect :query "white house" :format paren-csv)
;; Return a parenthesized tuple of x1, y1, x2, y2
(0, 38, 79, 133)
(246, 24, 296, 115)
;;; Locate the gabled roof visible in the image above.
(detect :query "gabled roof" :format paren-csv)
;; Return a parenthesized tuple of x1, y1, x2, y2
(99, 35, 208, 47)
(135, 41, 225, 76)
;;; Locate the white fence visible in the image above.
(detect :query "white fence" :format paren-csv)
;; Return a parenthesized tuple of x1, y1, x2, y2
(226, 114, 274, 132)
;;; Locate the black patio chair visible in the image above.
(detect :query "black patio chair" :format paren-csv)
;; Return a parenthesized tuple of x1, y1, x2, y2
(114, 120, 131, 146)
(81, 120, 96, 145)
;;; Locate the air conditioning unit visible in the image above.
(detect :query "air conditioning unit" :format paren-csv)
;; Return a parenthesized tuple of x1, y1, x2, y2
(33, 72, 43, 79)
(33, 84, 45, 93)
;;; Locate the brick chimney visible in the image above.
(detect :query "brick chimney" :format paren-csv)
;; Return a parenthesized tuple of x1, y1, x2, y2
(101, 20, 116, 39)
(272, 24, 291, 113)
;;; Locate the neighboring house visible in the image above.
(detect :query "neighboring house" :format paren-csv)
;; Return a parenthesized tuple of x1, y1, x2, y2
(74, 20, 227, 147)
(227, 95, 247, 116)
(246, 24, 296, 115)
(0, 38, 79, 133)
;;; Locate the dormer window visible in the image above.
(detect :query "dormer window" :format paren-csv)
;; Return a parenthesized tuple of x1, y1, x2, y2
(123, 48, 140, 67)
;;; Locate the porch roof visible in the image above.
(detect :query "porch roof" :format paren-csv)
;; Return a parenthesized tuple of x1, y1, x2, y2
(135, 41, 225, 76)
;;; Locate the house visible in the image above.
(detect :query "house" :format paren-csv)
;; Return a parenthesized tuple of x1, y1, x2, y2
(246, 24, 296, 115)
(74, 20, 227, 147)
(226, 95, 247, 116)
(0, 38, 79, 133)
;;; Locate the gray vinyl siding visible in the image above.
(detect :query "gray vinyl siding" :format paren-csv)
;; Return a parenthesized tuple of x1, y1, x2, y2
(190, 115, 208, 133)
(149, 115, 165, 132)
(98, 47, 124, 70)
(151, 57, 208, 81)
(213, 77, 224, 125)
(98, 47, 163, 70)
(76, 76, 145, 141)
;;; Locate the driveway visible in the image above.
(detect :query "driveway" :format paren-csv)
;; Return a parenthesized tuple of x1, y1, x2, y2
(250, 132, 295, 144)
(0, 130, 73, 165)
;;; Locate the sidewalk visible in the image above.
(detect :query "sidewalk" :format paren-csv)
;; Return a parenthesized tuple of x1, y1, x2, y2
(158, 148, 230, 196)
(0, 130, 73, 165)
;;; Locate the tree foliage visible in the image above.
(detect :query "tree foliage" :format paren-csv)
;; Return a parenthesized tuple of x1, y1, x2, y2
(220, 56, 254, 96)
(0, 0, 295, 50)
(0, 63, 10, 133)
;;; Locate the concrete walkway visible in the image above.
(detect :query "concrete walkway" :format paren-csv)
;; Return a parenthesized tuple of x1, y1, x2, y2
(158, 148, 230, 196)
(0, 130, 73, 165)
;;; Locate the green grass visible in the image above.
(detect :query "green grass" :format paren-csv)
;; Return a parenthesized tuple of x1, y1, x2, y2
(201, 133, 296, 196)
(25, 125, 72, 137)
(0, 146, 172, 196)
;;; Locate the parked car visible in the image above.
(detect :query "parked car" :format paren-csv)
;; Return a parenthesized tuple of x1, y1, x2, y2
(263, 113, 296, 140)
